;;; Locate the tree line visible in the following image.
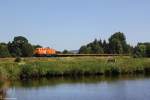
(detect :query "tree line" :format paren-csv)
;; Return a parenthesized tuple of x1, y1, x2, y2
(79, 32, 150, 57)
(0, 32, 150, 57)
(0, 36, 42, 57)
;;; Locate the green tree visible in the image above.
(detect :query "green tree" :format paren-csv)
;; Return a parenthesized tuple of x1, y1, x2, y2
(32, 45, 42, 50)
(8, 42, 22, 57)
(63, 49, 69, 54)
(79, 39, 104, 54)
(0, 43, 11, 57)
(109, 38, 123, 54)
(22, 43, 33, 57)
(79, 46, 88, 54)
(102, 40, 109, 53)
(92, 39, 103, 54)
(98, 39, 103, 47)
(146, 44, 150, 57)
(8, 36, 33, 57)
(134, 43, 146, 57)
(14, 36, 28, 44)
(109, 32, 128, 54)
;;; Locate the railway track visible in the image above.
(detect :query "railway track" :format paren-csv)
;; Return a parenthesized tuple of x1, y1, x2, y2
(54, 54, 129, 57)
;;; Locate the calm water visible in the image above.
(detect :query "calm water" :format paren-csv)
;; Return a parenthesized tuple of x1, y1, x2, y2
(1, 75, 150, 100)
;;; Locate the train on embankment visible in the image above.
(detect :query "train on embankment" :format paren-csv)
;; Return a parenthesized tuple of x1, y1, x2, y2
(33, 47, 129, 57)
(34, 48, 56, 57)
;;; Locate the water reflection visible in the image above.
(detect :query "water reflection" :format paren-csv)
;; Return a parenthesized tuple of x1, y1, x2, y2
(0, 81, 7, 100)
(0, 88, 6, 100)
(9, 74, 149, 88)
(2, 75, 150, 100)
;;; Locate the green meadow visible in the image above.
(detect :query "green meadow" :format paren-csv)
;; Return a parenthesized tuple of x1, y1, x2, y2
(0, 57, 150, 80)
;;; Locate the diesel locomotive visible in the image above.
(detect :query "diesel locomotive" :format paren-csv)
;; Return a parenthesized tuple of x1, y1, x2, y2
(34, 47, 56, 57)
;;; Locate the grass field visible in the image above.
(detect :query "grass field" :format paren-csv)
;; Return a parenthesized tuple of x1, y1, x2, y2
(0, 56, 150, 80)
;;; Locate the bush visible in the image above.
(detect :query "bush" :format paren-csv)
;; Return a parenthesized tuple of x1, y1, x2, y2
(14, 57, 22, 62)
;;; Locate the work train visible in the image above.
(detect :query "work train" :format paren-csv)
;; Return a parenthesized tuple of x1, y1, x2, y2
(34, 48, 57, 57)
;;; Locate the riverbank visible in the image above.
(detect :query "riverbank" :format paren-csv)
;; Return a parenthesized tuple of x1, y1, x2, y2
(0, 57, 150, 80)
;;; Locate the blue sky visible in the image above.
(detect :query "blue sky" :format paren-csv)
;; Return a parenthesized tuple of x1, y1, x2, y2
(0, 0, 150, 51)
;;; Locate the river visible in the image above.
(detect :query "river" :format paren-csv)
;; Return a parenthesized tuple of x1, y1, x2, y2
(1, 75, 150, 100)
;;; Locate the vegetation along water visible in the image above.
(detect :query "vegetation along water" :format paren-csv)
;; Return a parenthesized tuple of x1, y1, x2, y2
(0, 57, 150, 80)
(0, 32, 150, 80)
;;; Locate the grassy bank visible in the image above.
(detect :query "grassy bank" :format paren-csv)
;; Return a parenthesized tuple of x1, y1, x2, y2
(0, 57, 150, 80)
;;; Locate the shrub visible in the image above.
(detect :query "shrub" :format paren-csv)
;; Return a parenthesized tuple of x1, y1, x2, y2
(14, 57, 22, 62)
